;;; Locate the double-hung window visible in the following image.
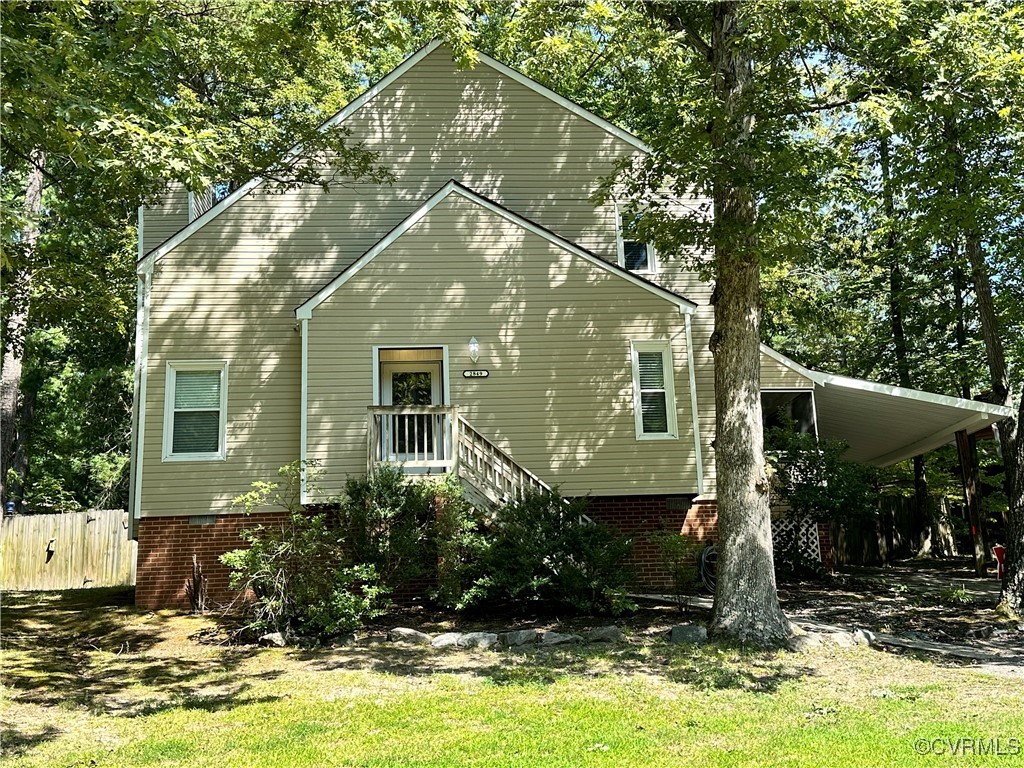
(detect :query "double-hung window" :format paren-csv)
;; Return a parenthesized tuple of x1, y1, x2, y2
(616, 203, 657, 274)
(162, 361, 228, 461)
(630, 341, 678, 439)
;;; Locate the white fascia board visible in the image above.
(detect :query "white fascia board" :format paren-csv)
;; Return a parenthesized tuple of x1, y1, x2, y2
(296, 182, 696, 319)
(867, 412, 994, 467)
(761, 343, 1013, 420)
(817, 372, 1015, 418)
(474, 50, 650, 153)
(140, 39, 649, 267)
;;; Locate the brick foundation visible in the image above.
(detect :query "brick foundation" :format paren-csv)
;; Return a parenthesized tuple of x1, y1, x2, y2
(584, 495, 716, 592)
(136, 512, 289, 610)
(136, 497, 833, 609)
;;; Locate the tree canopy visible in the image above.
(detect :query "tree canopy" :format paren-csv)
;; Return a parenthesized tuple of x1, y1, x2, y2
(2, 0, 1022, 622)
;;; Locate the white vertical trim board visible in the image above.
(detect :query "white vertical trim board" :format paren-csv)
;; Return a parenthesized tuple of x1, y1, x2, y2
(630, 339, 679, 441)
(130, 260, 153, 524)
(684, 314, 703, 495)
(161, 360, 230, 462)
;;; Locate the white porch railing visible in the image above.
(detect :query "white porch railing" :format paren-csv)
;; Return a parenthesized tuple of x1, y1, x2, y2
(367, 405, 457, 474)
(367, 406, 593, 523)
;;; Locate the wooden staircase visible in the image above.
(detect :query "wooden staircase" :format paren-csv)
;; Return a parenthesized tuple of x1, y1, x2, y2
(367, 406, 585, 517)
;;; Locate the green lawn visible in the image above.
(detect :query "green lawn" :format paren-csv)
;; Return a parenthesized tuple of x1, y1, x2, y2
(2, 589, 1022, 767)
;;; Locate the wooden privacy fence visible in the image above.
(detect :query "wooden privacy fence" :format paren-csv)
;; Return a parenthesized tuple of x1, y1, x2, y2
(0, 509, 136, 590)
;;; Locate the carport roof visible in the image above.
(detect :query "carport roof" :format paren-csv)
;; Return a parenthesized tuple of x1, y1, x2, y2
(761, 346, 1014, 466)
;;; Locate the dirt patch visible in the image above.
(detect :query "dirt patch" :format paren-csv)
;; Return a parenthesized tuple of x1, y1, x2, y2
(779, 558, 1022, 647)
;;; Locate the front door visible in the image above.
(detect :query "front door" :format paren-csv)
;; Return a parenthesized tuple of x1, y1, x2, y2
(380, 362, 443, 408)
(379, 360, 444, 466)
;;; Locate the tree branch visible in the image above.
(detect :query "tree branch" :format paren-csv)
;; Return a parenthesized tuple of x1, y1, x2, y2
(650, 7, 712, 61)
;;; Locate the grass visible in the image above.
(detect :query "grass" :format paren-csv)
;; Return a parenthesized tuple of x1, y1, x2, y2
(2, 589, 1023, 767)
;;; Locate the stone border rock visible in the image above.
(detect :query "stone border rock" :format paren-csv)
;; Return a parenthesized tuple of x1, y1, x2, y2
(385, 626, 627, 650)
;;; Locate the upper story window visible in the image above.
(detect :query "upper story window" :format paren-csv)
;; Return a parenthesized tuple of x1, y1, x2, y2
(616, 203, 657, 274)
(188, 181, 234, 222)
(162, 361, 228, 461)
(630, 340, 678, 440)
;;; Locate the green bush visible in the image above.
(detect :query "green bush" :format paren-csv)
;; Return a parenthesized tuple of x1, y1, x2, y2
(649, 526, 702, 611)
(429, 475, 487, 610)
(766, 426, 878, 525)
(335, 464, 438, 591)
(460, 490, 635, 616)
(220, 462, 386, 638)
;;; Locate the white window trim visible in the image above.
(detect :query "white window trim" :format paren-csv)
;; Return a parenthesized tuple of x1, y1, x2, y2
(631, 340, 678, 440)
(615, 202, 658, 275)
(162, 360, 229, 462)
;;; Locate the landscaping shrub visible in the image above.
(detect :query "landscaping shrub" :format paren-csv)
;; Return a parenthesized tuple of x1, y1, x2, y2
(220, 461, 386, 638)
(457, 489, 635, 615)
(649, 526, 702, 611)
(429, 475, 487, 610)
(766, 423, 878, 579)
(335, 464, 439, 591)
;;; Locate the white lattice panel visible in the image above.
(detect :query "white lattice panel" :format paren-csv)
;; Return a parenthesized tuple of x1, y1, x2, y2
(771, 514, 821, 563)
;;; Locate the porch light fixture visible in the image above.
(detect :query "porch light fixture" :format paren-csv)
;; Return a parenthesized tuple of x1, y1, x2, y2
(468, 336, 480, 364)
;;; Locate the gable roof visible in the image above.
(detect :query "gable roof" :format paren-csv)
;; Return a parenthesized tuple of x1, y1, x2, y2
(295, 180, 697, 319)
(141, 40, 649, 267)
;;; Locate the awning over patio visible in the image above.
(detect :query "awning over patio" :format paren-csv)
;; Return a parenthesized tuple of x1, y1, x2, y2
(761, 346, 1014, 467)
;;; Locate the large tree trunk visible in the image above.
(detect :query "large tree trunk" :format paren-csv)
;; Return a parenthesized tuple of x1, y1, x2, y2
(1003, 389, 1024, 613)
(706, 0, 790, 645)
(1, 149, 45, 506)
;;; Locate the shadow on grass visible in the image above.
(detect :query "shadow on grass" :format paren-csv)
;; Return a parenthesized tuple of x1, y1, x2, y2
(294, 637, 814, 695)
(1, 588, 285, 757)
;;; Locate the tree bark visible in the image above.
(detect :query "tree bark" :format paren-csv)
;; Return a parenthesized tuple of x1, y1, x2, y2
(1, 149, 46, 506)
(956, 429, 989, 576)
(705, 1, 790, 645)
(1002, 389, 1024, 613)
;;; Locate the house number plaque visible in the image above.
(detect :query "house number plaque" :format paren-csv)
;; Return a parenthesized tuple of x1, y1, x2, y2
(463, 370, 489, 378)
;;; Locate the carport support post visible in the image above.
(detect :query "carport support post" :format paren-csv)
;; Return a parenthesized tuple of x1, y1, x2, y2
(955, 429, 988, 577)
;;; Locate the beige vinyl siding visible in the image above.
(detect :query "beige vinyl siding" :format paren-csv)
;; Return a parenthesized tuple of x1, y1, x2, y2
(142, 183, 189, 255)
(306, 194, 698, 497)
(145, 46, 635, 277)
(138, 47, 648, 517)
(760, 352, 817, 389)
(649, 259, 717, 495)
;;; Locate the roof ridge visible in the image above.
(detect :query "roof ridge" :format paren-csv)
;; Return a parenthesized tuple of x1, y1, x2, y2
(294, 179, 696, 319)
(140, 39, 647, 267)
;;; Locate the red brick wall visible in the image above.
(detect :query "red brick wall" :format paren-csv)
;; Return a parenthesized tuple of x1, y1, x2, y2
(583, 496, 717, 591)
(136, 512, 289, 610)
(136, 498, 834, 609)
